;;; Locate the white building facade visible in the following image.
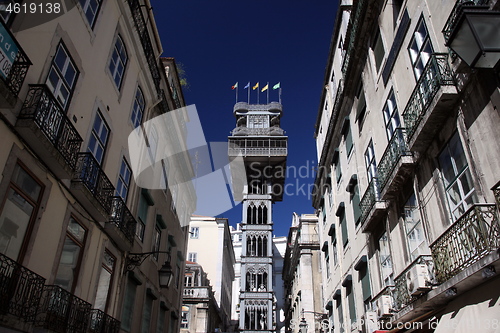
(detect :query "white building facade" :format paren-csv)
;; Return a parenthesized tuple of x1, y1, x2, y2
(313, 0, 500, 332)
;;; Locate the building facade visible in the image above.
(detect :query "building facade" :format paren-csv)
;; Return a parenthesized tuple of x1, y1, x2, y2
(181, 261, 222, 333)
(313, 0, 500, 332)
(228, 101, 288, 332)
(282, 213, 324, 333)
(0, 1, 194, 332)
(186, 215, 236, 332)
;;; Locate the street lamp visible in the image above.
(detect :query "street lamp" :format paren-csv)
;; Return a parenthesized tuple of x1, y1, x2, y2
(126, 251, 173, 288)
(446, 5, 500, 68)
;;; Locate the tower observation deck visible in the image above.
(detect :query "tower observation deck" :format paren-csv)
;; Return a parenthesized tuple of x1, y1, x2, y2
(228, 102, 288, 332)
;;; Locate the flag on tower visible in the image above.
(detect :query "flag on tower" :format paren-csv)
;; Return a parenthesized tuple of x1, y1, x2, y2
(232, 82, 238, 90)
(273, 82, 281, 90)
(244, 82, 250, 89)
(261, 84, 268, 92)
(252, 82, 259, 90)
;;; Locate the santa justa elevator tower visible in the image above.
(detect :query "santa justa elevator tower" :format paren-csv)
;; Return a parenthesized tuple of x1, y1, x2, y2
(228, 101, 287, 332)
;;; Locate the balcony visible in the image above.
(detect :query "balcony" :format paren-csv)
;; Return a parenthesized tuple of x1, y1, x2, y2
(88, 309, 120, 333)
(228, 138, 287, 158)
(0, 253, 45, 322)
(16, 85, 83, 179)
(360, 177, 389, 232)
(377, 128, 415, 200)
(231, 126, 285, 136)
(106, 196, 137, 251)
(392, 255, 435, 311)
(0, 19, 31, 107)
(430, 204, 500, 283)
(71, 153, 115, 222)
(402, 54, 458, 153)
(233, 102, 283, 114)
(183, 286, 211, 299)
(36, 285, 91, 333)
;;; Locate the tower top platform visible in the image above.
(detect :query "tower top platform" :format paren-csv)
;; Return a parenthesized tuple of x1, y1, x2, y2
(233, 102, 283, 117)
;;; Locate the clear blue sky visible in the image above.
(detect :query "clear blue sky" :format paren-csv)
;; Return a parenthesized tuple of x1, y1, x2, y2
(152, 1, 338, 236)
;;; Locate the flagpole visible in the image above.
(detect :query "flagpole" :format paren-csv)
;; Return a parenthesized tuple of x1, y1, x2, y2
(257, 85, 259, 104)
(279, 87, 282, 104)
(248, 83, 250, 103)
(266, 82, 269, 104)
(235, 85, 238, 103)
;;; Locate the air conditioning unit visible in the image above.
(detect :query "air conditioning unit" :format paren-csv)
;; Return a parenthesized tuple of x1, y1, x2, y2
(406, 264, 431, 296)
(362, 312, 378, 333)
(376, 295, 393, 318)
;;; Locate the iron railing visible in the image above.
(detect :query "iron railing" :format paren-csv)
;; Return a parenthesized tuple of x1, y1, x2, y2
(442, 0, 491, 43)
(109, 196, 137, 244)
(341, 0, 366, 79)
(359, 177, 382, 225)
(228, 138, 287, 156)
(36, 285, 91, 333)
(402, 54, 456, 140)
(231, 127, 285, 136)
(377, 128, 412, 191)
(0, 253, 45, 322)
(0, 19, 32, 97)
(430, 204, 500, 283)
(88, 309, 121, 333)
(392, 255, 434, 311)
(73, 153, 115, 214)
(19, 85, 83, 169)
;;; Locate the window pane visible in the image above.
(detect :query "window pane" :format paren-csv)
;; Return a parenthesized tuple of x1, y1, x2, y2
(121, 279, 137, 330)
(12, 166, 42, 201)
(54, 237, 82, 291)
(0, 189, 34, 259)
(94, 267, 112, 311)
(67, 218, 86, 243)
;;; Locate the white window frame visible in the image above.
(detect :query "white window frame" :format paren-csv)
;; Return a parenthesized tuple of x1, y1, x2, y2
(46, 43, 78, 109)
(108, 35, 128, 89)
(78, 0, 102, 28)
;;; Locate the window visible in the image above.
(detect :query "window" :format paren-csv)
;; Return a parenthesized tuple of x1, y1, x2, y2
(345, 125, 353, 156)
(88, 112, 109, 165)
(190, 227, 199, 239)
(46, 43, 78, 109)
(378, 232, 393, 286)
(78, 0, 102, 27)
(148, 125, 158, 162)
(322, 242, 330, 277)
(116, 158, 131, 201)
(109, 35, 128, 89)
(130, 86, 145, 128)
(187, 253, 197, 264)
(408, 17, 434, 80)
(403, 193, 427, 261)
(152, 226, 161, 261)
(351, 183, 362, 226)
(157, 307, 167, 333)
(356, 260, 371, 302)
(141, 293, 154, 333)
(365, 141, 377, 182)
(121, 277, 138, 331)
(382, 90, 401, 141)
(372, 29, 385, 72)
(180, 306, 190, 329)
(336, 297, 344, 333)
(54, 217, 87, 292)
(0, 164, 43, 260)
(438, 132, 476, 220)
(335, 155, 342, 184)
(332, 238, 338, 267)
(340, 210, 348, 248)
(356, 84, 367, 132)
(136, 191, 151, 241)
(346, 282, 356, 325)
(94, 250, 115, 312)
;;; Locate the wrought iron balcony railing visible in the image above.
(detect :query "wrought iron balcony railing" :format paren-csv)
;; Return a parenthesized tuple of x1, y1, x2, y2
(183, 286, 211, 299)
(228, 138, 287, 156)
(109, 196, 137, 244)
(341, 0, 366, 79)
(231, 126, 285, 136)
(442, 0, 491, 43)
(402, 54, 456, 141)
(430, 204, 500, 283)
(19, 85, 83, 169)
(359, 177, 382, 225)
(392, 255, 434, 311)
(0, 19, 31, 98)
(89, 309, 120, 333)
(377, 128, 412, 191)
(0, 253, 45, 322)
(36, 285, 91, 333)
(73, 153, 115, 214)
